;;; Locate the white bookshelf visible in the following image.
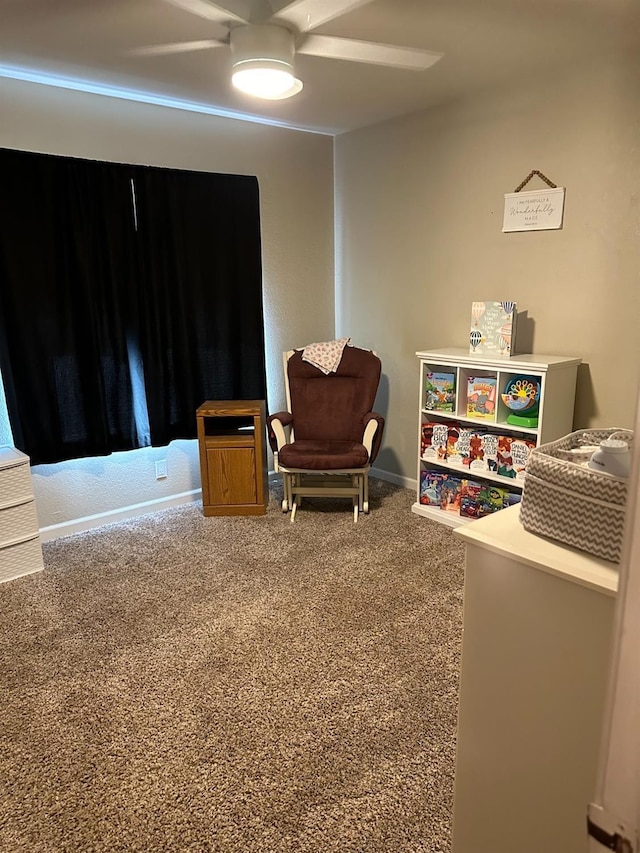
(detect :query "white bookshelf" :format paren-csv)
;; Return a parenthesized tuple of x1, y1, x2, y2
(411, 347, 581, 527)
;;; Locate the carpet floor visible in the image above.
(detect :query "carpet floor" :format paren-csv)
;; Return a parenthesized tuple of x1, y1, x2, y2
(0, 479, 465, 853)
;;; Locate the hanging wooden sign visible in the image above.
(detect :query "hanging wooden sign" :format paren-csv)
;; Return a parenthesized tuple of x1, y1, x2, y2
(502, 169, 565, 232)
(503, 188, 565, 232)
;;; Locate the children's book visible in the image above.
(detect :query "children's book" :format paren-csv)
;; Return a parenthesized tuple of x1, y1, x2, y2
(465, 432, 485, 469)
(506, 491, 522, 507)
(469, 301, 518, 357)
(481, 433, 500, 473)
(420, 471, 448, 506)
(496, 435, 515, 478)
(446, 427, 472, 467)
(464, 431, 500, 473)
(424, 372, 455, 412)
(421, 421, 454, 461)
(511, 438, 536, 479)
(459, 480, 483, 519)
(466, 376, 497, 421)
(477, 484, 509, 516)
(439, 476, 464, 513)
(495, 435, 536, 479)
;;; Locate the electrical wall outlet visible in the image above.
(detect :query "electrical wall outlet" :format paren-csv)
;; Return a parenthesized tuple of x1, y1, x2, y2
(155, 459, 168, 479)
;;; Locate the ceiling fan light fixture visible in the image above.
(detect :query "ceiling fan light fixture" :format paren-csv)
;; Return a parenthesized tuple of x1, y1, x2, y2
(232, 60, 299, 99)
(230, 24, 302, 100)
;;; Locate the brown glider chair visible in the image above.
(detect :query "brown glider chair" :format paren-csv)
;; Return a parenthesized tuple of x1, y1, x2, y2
(267, 345, 385, 522)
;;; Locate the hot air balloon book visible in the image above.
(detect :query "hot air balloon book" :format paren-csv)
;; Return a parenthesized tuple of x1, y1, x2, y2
(469, 301, 518, 357)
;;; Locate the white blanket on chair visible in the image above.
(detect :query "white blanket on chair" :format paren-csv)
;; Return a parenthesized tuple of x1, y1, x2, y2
(302, 337, 351, 374)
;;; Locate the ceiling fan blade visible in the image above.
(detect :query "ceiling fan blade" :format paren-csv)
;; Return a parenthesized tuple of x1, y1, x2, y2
(161, 0, 247, 25)
(297, 34, 444, 70)
(269, 0, 373, 33)
(131, 39, 226, 56)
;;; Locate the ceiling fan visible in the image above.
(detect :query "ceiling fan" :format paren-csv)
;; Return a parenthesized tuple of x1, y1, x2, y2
(135, 0, 444, 100)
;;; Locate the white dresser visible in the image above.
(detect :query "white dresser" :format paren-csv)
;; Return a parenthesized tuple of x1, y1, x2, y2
(451, 505, 618, 853)
(0, 447, 44, 583)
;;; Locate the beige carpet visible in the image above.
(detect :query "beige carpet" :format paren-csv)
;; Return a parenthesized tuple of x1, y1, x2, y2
(0, 479, 465, 853)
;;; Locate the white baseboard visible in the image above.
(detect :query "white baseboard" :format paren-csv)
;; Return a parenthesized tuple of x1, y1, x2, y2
(39, 471, 415, 542)
(39, 488, 203, 542)
(370, 467, 417, 492)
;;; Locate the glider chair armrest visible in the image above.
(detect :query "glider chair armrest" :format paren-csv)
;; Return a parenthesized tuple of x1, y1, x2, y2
(267, 411, 294, 454)
(363, 413, 385, 463)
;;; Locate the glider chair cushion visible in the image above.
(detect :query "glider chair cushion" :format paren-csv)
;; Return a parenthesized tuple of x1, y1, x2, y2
(278, 440, 369, 470)
(267, 345, 385, 522)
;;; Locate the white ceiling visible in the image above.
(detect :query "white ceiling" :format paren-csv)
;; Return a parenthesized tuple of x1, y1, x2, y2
(1, 0, 639, 135)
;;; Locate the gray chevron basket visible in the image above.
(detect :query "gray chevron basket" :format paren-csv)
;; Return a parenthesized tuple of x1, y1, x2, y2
(520, 428, 632, 563)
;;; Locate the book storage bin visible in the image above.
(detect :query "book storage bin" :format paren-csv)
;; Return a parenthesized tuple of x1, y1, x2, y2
(0, 446, 44, 583)
(520, 429, 631, 563)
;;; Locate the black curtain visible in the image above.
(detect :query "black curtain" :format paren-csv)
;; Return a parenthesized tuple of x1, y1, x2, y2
(0, 150, 140, 465)
(132, 165, 266, 446)
(0, 149, 266, 464)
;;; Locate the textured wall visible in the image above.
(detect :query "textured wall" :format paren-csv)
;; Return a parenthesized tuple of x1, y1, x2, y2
(335, 53, 640, 483)
(0, 79, 335, 529)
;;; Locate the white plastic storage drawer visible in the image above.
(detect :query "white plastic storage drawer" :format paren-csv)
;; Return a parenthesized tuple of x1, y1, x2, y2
(0, 498, 40, 547)
(0, 536, 44, 583)
(0, 446, 33, 507)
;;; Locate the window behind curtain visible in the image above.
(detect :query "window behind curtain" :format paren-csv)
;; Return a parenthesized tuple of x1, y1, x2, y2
(0, 149, 266, 465)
